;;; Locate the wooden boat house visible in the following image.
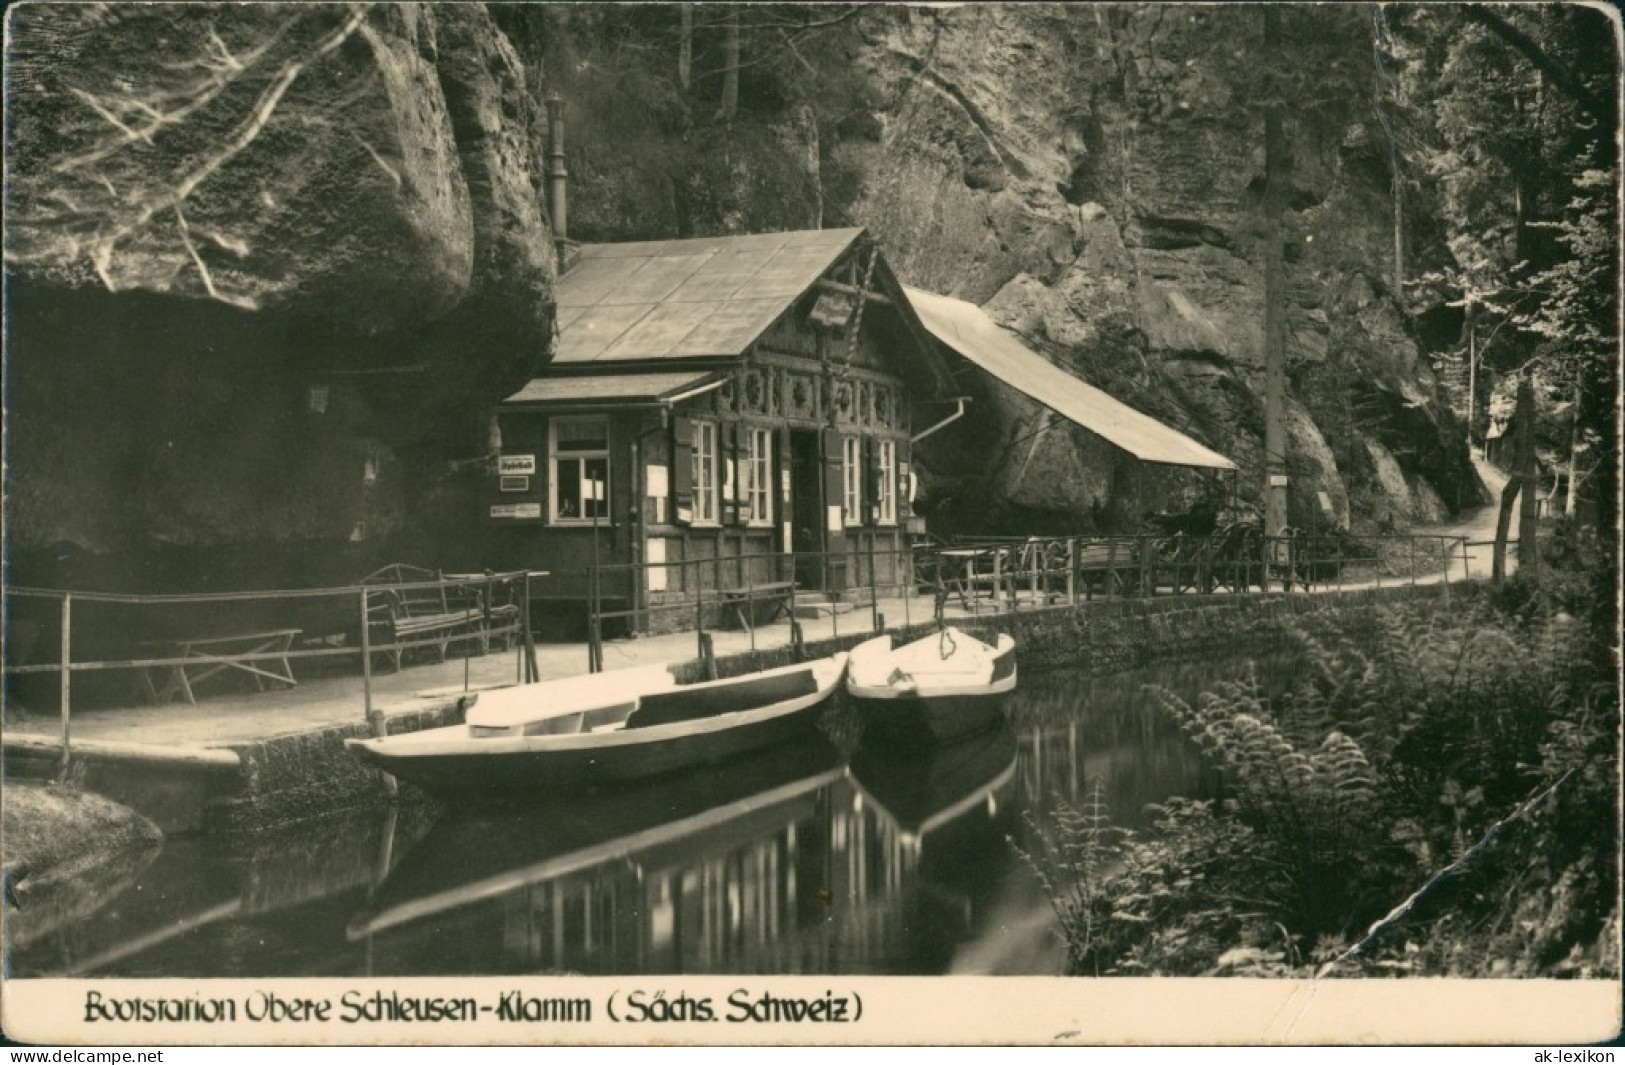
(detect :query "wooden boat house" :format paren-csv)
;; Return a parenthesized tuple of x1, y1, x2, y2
(488, 227, 958, 632)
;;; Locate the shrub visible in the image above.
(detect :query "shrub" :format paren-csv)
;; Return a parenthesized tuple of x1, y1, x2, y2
(1024, 594, 1620, 978)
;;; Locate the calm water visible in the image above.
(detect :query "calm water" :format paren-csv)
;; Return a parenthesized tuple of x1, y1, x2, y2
(9, 657, 1295, 978)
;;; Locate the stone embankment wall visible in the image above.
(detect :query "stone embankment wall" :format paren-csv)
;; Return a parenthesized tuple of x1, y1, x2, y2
(225, 583, 1466, 831)
(220, 700, 465, 832)
(684, 582, 1463, 681)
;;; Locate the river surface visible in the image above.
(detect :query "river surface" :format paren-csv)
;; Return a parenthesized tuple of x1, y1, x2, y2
(9, 656, 1298, 978)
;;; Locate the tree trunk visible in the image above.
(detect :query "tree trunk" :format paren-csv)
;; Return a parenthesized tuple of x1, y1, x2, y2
(1565, 367, 1581, 517)
(1515, 377, 1539, 569)
(1261, 8, 1289, 587)
(1465, 299, 1477, 450)
(716, 8, 739, 123)
(678, 4, 692, 91)
(1492, 376, 1538, 582)
(1492, 474, 1520, 584)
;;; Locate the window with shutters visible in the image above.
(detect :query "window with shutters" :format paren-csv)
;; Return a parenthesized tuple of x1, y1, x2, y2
(745, 427, 773, 527)
(842, 435, 862, 527)
(692, 420, 718, 525)
(877, 438, 897, 526)
(550, 417, 609, 524)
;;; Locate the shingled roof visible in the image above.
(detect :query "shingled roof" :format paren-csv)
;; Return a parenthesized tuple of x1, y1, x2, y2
(551, 227, 867, 365)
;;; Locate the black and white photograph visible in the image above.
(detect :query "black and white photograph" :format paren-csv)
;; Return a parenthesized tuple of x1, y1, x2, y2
(1, 1, 1620, 1047)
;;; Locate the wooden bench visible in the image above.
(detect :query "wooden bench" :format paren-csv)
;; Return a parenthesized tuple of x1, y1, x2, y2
(716, 581, 797, 632)
(1076, 538, 1146, 598)
(139, 628, 302, 705)
(362, 565, 520, 672)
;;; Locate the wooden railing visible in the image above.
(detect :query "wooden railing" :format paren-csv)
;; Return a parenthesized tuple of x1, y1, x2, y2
(3, 571, 545, 782)
(568, 531, 1480, 676)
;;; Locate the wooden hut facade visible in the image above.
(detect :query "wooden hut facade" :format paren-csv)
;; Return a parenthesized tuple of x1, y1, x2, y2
(488, 227, 956, 633)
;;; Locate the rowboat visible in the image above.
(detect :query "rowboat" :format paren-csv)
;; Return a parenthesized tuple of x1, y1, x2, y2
(846, 627, 1016, 744)
(344, 653, 848, 799)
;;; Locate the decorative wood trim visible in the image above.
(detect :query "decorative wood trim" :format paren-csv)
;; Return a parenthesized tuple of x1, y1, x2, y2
(815, 278, 893, 306)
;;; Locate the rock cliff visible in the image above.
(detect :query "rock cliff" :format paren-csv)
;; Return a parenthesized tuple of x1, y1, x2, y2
(524, 3, 1480, 535)
(5, 4, 1480, 589)
(5, 3, 555, 586)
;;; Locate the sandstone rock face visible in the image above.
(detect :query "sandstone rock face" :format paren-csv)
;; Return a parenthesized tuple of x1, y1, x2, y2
(8, 4, 1481, 585)
(833, 4, 1478, 532)
(5, 4, 555, 581)
(530, 5, 1477, 534)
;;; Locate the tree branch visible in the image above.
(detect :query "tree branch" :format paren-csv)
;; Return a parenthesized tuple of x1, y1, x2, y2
(1461, 5, 1612, 128)
(1316, 769, 1575, 978)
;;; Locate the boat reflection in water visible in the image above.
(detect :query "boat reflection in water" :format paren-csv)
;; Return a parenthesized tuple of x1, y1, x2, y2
(12, 661, 1242, 978)
(350, 726, 1022, 976)
(844, 726, 1021, 972)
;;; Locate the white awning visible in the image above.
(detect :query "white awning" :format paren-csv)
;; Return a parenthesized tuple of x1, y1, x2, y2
(502, 370, 725, 409)
(904, 286, 1237, 471)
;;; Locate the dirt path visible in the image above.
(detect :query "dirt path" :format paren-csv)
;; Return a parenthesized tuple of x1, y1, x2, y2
(1413, 455, 1509, 579)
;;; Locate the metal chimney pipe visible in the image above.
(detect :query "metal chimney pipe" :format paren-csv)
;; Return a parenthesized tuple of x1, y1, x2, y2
(545, 92, 568, 243)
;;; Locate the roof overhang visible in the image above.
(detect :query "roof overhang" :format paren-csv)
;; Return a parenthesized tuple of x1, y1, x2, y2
(903, 285, 1238, 471)
(501, 370, 728, 411)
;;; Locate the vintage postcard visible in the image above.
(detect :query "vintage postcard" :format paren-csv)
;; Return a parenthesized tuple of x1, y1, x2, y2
(3, 1, 1620, 1047)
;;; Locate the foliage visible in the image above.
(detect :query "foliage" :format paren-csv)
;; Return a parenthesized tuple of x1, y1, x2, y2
(1382, 5, 1618, 528)
(1024, 592, 1619, 977)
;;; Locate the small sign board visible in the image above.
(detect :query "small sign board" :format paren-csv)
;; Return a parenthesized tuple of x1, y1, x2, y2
(499, 475, 530, 493)
(490, 502, 541, 520)
(499, 454, 537, 475)
(1269, 473, 1290, 488)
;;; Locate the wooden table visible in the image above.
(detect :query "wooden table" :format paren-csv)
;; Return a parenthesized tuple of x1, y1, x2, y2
(717, 582, 797, 632)
(139, 628, 302, 705)
(937, 548, 996, 612)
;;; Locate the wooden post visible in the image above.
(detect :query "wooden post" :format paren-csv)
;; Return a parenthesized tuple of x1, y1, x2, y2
(591, 562, 604, 669)
(57, 593, 71, 783)
(1067, 538, 1078, 605)
(360, 587, 373, 717)
(831, 547, 840, 639)
(695, 578, 706, 661)
(747, 564, 757, 653)
(1441, 537, 1451, 601)
(1408, 536, 1416, 586)
(699, 631, 718, 681)
(867, 534, 880, 633)
(787, 546, 797, 632)
(360, 587, 396, 799)
(522, 573, 538, 683)
(900, 543, 911, 629)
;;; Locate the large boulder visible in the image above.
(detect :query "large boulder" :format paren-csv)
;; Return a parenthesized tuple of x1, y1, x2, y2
(4, 4, 556, 581)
